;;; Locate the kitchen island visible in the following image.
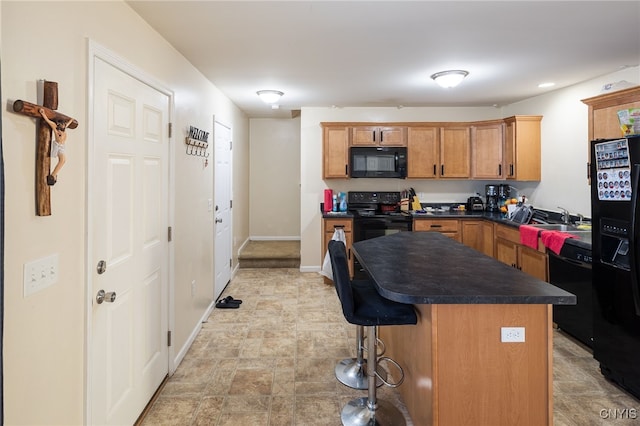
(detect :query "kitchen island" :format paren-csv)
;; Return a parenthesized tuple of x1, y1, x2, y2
(352, 232, 575, 426)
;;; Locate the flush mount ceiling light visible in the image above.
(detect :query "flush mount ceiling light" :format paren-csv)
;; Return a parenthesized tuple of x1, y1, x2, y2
(256, 90, 284, 104)
(430, 70, 469, 88)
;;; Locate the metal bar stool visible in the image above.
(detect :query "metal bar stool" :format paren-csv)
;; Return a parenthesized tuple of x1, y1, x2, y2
(335, 282, 387, 390)
(329, 240, 417, 426)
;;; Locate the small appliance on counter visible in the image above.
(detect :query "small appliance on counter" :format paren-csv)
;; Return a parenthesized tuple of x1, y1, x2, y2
(485, 185, 499, 212)
(466, 194, 484, 211)
(498, 184, 511, 208)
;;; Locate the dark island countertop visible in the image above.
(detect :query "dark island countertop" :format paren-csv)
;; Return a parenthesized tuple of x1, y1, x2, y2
(352, 232, 576, 305)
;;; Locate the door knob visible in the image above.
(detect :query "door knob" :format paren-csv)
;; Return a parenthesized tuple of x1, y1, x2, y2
(96, 289, 117, 304)
(215, 218, 222, 223)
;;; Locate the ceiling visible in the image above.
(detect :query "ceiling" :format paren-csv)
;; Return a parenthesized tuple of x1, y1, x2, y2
(127, 1, 640, 119)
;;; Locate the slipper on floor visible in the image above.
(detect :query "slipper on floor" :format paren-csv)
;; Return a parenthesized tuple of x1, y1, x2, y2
(215, 298, 240, 309)
(222, 295, 243, 304)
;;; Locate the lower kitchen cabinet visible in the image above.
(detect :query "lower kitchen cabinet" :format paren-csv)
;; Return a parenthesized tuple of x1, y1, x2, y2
(322, 218, 353, 278)
(494, 224, 548, 281)
(413, 219, 460, 242)
(461, 220, 494, 257)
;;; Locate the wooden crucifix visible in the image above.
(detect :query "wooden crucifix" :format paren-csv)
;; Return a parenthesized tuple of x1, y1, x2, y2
(12, 81, 78, 216)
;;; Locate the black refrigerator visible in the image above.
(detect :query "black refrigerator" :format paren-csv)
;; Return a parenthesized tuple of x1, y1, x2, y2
(591, 136, 640, 399)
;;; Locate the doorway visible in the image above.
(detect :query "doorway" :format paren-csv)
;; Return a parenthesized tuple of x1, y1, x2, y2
(87, 42, 172, 425)
(214, 120, 232, 300)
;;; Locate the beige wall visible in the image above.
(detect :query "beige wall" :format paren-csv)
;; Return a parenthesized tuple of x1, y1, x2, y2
(300, 68, 640, 272)
(249, 118, 301, 239)
(1, 1, 249, 424)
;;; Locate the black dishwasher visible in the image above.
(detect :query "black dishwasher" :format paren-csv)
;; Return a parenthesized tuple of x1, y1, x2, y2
(549, 238, 593, 348)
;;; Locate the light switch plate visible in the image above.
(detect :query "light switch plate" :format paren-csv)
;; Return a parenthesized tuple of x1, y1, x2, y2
(23, 254, 59, 297)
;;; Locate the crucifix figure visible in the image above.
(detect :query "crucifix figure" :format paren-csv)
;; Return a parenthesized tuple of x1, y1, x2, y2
(39, 108, 74, 186)
(12, 80, 78, 216)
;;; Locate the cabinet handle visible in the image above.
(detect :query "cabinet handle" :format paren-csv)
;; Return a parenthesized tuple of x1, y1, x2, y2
(433, 164, 437, 176)
(509, 164, 514, 176)
(348, 248, 351, 260)
(441, 165, 445, 176)
(430, 224, 442, 228)
(498, 164, 502, 176)
(380, 131, 383, 142)
(373, 130, 376, 142)
(587, 162, 591, 180)
(345, 164, 348, 176)
(334, 225, 345, 229)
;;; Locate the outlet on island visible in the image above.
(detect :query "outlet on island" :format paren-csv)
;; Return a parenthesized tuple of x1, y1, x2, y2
(501, 326, 525, 343)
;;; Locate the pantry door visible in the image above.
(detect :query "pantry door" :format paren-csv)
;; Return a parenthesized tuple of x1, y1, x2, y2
(89, 51, 170, 425)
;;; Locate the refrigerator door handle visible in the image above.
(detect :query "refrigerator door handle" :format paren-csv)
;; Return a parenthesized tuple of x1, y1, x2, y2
(629, 164, 640, 316)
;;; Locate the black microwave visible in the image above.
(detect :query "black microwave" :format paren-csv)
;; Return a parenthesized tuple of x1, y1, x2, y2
(350, 147, 407, 178)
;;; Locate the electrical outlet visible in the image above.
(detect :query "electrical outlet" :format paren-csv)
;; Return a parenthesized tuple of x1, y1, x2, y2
(23, 254, 59, 297)
(501, 327, 525, 343)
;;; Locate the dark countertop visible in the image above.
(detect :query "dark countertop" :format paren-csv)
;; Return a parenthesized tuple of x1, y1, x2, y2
(352, 232, 577, 305)
(321, 207, 592, 251)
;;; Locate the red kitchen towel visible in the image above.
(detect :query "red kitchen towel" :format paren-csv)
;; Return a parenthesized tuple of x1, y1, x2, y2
(519, 225, 540, 249)
(540, 230, 576, 255)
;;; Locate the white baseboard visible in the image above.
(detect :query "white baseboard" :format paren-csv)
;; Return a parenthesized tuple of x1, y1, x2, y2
(249, 236, 301, 241)
(171, 300, 215, 373)
(300, 265, 321, 273)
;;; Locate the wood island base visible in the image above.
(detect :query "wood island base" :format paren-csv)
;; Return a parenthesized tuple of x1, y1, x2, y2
(380, 303, 553, 426)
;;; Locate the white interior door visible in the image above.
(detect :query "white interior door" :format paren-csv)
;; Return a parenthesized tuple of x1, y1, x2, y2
(90, 56, 170, 425)
(214, 120, 232, 300)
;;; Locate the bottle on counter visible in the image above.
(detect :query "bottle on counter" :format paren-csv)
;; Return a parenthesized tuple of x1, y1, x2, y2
(324, 189, 333, 213)
(339, 192, 347, 212)
(332, 194, 338, 212)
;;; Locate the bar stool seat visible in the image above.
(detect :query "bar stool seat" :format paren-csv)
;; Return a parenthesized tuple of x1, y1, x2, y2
(329, 240, 417, 426)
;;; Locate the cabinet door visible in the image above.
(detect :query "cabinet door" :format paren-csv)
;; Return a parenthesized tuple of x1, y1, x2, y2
(461, 220, 494, 257)
(407, 127, 439, 178)
(519, 246, 548, 282)
(504, 116, 541, 181)
(495, 237, 518, 268)
(323, 126, 350, 179)
(323, 219, 354, 277)
(352, 126, 407, 146)
(351, 126, 379, 146)
(379, 127, 407, 146)
(472, 123, 504, 179)
(440, 127, 470, 178)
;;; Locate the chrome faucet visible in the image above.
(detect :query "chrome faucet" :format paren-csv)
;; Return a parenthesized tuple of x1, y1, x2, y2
(557, 206, 571, 224)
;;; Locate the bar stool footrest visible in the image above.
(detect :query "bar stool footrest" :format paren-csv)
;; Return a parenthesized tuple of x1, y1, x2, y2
(376, 356, 405, 388)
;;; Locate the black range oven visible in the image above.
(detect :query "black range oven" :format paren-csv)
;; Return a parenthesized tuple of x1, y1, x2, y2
(348, 191, 413, 278)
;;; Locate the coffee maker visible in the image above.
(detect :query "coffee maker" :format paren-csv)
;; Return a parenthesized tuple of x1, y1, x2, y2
(485, 185, 499, 212)
(498, 184, 511, 208)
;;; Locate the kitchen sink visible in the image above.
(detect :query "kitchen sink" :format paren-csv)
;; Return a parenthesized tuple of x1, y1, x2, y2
(531, 223, 581, 232)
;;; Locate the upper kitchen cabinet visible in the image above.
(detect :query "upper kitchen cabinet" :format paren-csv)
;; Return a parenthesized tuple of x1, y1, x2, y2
(582, 86, 640, 141)
(503, 116, 542, 181)
(351, 126, 407, 147)
(471, 121, 504, 179)
(408, 126, 470, 178)
(407, 127, 439, 178)
(322, 125, 350, 179)
(440, 126, 471, 178)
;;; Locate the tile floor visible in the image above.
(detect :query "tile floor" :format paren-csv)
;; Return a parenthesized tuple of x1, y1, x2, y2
(140, 268, 639, 426)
